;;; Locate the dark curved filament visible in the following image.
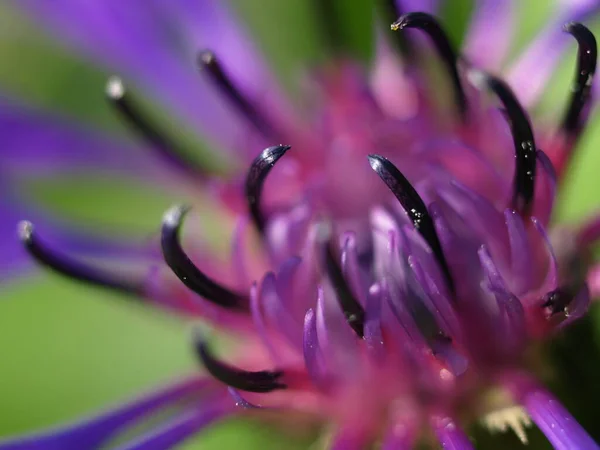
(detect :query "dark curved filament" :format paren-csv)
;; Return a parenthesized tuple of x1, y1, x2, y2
(245, 145, 291, 235)
(19, 221, 141, 295)
(325, 241, 365, 338)
(368, 155, 455, 295)
(160, 205, 248, 311)
(561, 22, 597, 138)
(195, 337, 286, 393)
(473, 72, 537, 215)
(391, 12, 467, 116)
(198, 51, 279, 140)
(380, 0, 413, 58)
(106, 77, 206, 180)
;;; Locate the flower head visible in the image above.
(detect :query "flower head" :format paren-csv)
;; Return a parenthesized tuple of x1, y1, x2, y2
(2, 1, 600, 449)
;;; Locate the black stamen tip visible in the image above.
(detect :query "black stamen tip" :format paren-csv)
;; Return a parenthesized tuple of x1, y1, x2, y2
(324, 235, 365, 338)
(197, 51, 278, 139)
(160, 205, 248, 311)
(106, 76, 206, 179)
(391, 12, 467, 116)
(469, 71, 537, 215)
(561, 22, 597, 137)
(18, 220, 141, 295)
(368, 155, 456, 295)
(194, 335, 286, 393)
(245, 145, 291, 235)
(542, 287, 574, 316)
(380, 0, 414, 58)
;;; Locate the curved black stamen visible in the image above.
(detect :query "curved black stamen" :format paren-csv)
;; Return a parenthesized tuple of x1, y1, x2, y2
(245, 145, 291, 235)
(391, 12, 467, 116)
(160, 205, 248, 311)
(198, 51, 279, 140)
(106, 77, 206, 180)
(542, 287, 576, 316)
(195, 337, 286, 393)
(561, 22, 597, 137)
(368, 155, 455, 295)
(18, 221, 141, 295)
(471, 72, 536, 215)
(325, 240, 365, 338)
(380, 0, 413, 58)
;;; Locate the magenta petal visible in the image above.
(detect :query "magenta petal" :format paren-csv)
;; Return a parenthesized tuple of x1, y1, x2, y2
(507, 376, 599, 450)
(0, 378, 211, 450)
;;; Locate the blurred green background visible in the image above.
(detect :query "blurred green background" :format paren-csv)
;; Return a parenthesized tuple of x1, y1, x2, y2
(1, 1, 600, 449)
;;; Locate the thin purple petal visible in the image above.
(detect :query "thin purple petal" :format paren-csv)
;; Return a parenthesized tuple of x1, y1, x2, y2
(0, 378, 211, 450)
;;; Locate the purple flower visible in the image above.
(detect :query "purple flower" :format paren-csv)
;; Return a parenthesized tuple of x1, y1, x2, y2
(2, 1, 600, 449)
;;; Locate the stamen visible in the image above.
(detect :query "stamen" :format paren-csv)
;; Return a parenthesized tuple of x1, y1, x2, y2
(106, 76, 206, 179)
(160, 205, 248, 311)
(561, 22, 597, 137)
(325, 241, 366, 338)
(541, 287, 574, 316)
(245, 145, 291, 234)
(391, 12, 467, 116)
(198, 51, 279, 140)
(18, 221, 141, 295)
(368, 155, 456, 295)
(195, 337, 286, 393)
(469, 71, 536, 215)
(380, 0, 413, 58)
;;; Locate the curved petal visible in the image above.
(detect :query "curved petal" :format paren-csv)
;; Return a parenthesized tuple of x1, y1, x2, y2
(0, 377, 216, 450)
(431, 416, 475, 450)
(506, 375, 599, 450)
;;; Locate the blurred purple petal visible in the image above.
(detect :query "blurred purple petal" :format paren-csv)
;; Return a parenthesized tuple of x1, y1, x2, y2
(507, 375, 599, 449)
(1, 102, 161, 177)
(0, 378, 212, 450)
(431, 416, 474, 450)
(463, 0, 514, 71)
(13, 0, 271, 149)
(396, 0, 440, 14)
(507, 1, 600, 106)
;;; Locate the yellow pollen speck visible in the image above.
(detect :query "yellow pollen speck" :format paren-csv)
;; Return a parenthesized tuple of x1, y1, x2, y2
(482, 406, 532, 444)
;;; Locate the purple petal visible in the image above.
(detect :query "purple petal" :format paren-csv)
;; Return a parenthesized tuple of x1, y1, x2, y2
(14, 0, 268, 149)
(505, 209, 533, 295)
(507, 376, 599, 450)
(559, 283, 591, 329)
(250, 282, 281, 365)
(0, 378, 211, 450)
(395, 0, 440, 14)
(364, 283, 385, 358)
(431, 416, 475, 450)
(463, 0, 514, 71)
(507, 1, 600, 107)
(381, 420, 418, 450)
(114, 406, 229, 450)
(303, 308, 328, 389)
(1, 103, 160, 177)
(227, 387, 261, 409)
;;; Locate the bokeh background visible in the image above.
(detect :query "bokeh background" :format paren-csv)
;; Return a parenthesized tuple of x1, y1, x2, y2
(1, 0, 599, 448)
